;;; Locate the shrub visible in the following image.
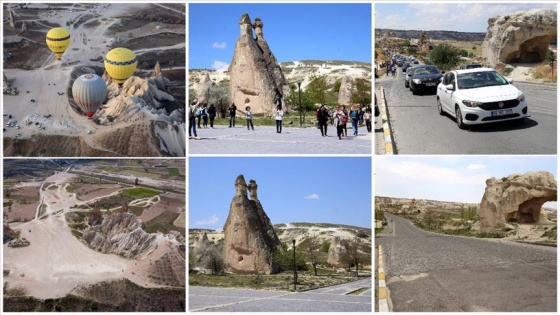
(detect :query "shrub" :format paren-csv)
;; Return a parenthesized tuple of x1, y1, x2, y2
(429, 43, 462, 70)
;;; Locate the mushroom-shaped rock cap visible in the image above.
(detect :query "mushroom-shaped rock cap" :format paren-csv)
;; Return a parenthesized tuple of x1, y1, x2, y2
(239, 13, 253, 35)
(46, 27, 71, 60)
(104, 47, 138, 84)
(72, 74, 107, 118)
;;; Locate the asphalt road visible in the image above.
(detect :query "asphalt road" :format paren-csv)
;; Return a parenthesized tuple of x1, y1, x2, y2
(377, 70, 557, 154)
(377, 213, 557, 312)
(189, 278, 372, 312)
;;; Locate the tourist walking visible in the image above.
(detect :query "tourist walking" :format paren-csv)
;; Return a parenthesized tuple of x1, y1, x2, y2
(333, 105, 346, 140)
(201, 104, 208, 129)
(349, 106, 359, 136)
(195, 103, 203, 128)
(189, 99, 199, 139)
(364, 108, 372, 133)
(274, 104, 283, 133)
(341, 105, 348, 138)
(318, 104, 329, 137)
(229, 103, 237, 128)
(207, 104, 216, 128)
(245, 106, 254, 130)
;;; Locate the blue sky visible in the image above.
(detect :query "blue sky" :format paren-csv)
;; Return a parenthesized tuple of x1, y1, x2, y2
(375, 156, 557, 209)
(189, 3, 372, 70)
(375, 3, 557, 32)
(189, 157, 372, 229)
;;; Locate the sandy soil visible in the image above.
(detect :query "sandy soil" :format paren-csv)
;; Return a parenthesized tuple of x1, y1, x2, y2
(4, 167, 184, 299)
(3, 3, 185, 156)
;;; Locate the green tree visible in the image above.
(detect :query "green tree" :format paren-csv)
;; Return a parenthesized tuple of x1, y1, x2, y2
(207, 80, 230, 118)
(459, 49, 469, 57)
(546, 51, 556, 80)
(350, 78, 372, 106)
(429, 43, 462, 70)
(306, 75, 328, 105)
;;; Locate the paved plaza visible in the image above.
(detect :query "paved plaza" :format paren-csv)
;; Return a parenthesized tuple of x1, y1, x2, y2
(189, 125, 372, 154)
(189, 278, 372, 312)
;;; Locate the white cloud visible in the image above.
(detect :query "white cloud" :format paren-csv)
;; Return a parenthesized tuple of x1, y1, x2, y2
(466, 163, 487, 171)
(212, 42, 227, 49)
(375, 157, 491, 203)
(195, 214, 219, 226)
(305, 193, 320, 200)
(211, 61, 229, 71)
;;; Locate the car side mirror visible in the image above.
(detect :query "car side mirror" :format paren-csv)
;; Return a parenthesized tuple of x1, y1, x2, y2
(506, 78, 513, 84)
(445, 84, 454, 91)
(441, 71, 445, 74)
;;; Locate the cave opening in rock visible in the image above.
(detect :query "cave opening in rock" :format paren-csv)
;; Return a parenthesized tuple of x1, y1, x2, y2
(516, 197, 553, 224)
(505, 36, 555, 63)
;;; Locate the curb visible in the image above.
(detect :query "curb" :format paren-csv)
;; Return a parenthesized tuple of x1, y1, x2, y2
(377, 245, 391, 312)
(378, 86, 395, 154)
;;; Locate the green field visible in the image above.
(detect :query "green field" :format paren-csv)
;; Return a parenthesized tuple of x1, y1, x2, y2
(167, 168, 180, 176)
(122, 187, 161, 199)
(145, 211, 183, 235)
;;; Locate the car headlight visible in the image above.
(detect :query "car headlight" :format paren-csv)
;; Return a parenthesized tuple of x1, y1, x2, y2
(462, 100, 483, 108)
(412, 79, 421, 84)
(517, 94, 525, 102)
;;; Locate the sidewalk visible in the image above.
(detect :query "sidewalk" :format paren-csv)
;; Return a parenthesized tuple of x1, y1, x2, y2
(189, 125, 372, 155)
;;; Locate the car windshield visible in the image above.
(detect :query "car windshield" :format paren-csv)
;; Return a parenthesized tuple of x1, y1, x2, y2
(413, 67, 439, 75)
(457, 71, 509, 89)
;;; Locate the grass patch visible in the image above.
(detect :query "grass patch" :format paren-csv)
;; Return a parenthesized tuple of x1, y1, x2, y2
(542, 226, 557, 240)
(100, 167, 119, 173)
(144, 211, 182, 235)
(440, 212, 461, 219)
(167, 168, 180, 176)
(189, 272, 365, 292)
(533, 64, 557, 82)
(128, 206, 144, 217)
(375, 227, 383, 235)
(121, 187, 160, 199)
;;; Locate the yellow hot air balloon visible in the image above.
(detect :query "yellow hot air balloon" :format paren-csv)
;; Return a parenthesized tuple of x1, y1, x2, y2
(46, 27, 71, 60)
(104, 47, 137, 84)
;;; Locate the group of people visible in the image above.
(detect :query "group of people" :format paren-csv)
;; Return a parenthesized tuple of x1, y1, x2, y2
(317, 104, 372, 139)
(189, 99, 371, 140)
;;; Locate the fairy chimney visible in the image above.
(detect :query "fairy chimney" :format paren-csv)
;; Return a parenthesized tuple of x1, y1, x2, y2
(229, 14, 288, 116)
(223, 175, 281, 274)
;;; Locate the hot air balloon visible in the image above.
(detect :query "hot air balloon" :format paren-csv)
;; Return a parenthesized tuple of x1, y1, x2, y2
(72, 74, 107, 118)
(104, 47, 137, 84)
(45, 27, 71, 60)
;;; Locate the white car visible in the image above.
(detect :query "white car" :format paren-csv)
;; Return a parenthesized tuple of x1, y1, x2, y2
(436, 68, 528, 129)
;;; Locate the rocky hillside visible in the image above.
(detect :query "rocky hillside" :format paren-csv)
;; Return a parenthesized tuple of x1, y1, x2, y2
(189, 60, 371, 95)
(83, 212, 158, 259)
(4, 279, 184, 312)
(376, 196, 557, 221)
(375, 28, 486, 42)
(375, 196, 478, 214)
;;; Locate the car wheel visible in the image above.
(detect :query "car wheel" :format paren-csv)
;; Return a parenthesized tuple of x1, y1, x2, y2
(411, 85, 417, 95)
(455, 106, 466, 129)
(405, 81, 409, 88)
(437, 97, 444, 115)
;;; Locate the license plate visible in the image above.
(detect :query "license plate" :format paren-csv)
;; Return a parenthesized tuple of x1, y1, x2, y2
(491, 109, 513, 117)
(426, 83, 436, 86)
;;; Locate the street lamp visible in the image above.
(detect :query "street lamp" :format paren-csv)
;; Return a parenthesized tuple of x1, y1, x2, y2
(297, 82, 302, 127)
(292, 239, 297, 291)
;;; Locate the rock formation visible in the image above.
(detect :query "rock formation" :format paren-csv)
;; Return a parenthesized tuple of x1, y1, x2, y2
(327, 236, 347, 268)
(479, 171, 557, 231)
(338, 76, 353, 105)
(482, 9, 557, 66)
(88, 203, 103, 226)
(223, 175, 281, 274)
(83, 212, 157, 259)
(229, 14, 288, 116)
(195, 73, 212, 103)
(120, 202, 129, 213)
